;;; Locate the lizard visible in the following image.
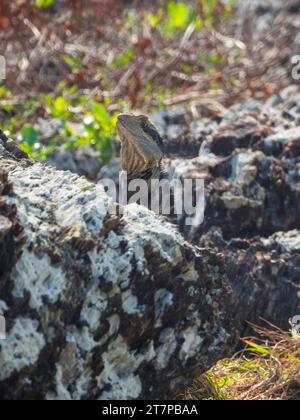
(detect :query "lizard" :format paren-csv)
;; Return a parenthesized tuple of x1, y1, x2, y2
(116, 113, 182, 220)
(116, 113, 204, 229)
(116, 113, 167, 186)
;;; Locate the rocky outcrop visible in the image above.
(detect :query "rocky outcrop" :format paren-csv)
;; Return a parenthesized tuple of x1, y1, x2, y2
(0, 134, 233, 400)
(46, 145, 104, 181)
(164, 88, 300, 244)
(0, 130, 300, 400)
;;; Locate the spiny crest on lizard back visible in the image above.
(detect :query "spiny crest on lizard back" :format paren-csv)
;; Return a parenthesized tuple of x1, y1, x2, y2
(117, 113, 164, 181)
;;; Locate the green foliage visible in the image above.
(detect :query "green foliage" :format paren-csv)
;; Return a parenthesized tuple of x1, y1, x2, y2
(20, 124, 39, 149)
(202, 0, 218, 24)
(63, 54, 84, 72)
(112, 49, 135, 68)
(41, 86, 117, 162)
(0, 85, 12, 98)
(146, 0, 233, 38)
(146, 2, 199, 38)
(198, 52, 226, 66)
(209, 80, 220, 91)
(35, 0, 55, 9)
(10, 83, 119, 162)
(167, 2, 190, 29)
(62, 102, 117, 163)
(0, 85, 13, 112)
(19, 122, 56, 160)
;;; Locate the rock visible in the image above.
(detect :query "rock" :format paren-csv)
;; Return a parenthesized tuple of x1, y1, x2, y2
(0, 130, 28, 161)
(288, 1, 300, 14)
(263, 127, 300, 158)
(264, 127, 300, 145)
(279, 85, 300, 101)
(0, 135, 234, 399)
(221, 232, 300, 338)
(171, 145, 300, 241)
(268, 230, 300, 254)
(37, 118, 61, 139)
(208, 117, 272, 157)
(163, 86, 300, 243)
(152, 109, 202, 157)
(97, 158, 121, 185)
(46, 145, 103, 180)
(1, 133, 299, 400)
(167, 124, 184, 141)
(0, 167, 25, 295)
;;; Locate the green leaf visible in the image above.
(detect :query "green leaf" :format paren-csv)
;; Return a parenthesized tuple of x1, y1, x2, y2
(209, 53, 220, 66)
(99, 136, 114, 164)
(149, 14, 160, 27)
(0, 86, 12, 99)
(35, 0, 55, 9)
(210, 80, 219, 90)
(243, 340, 271, 356)
(112, 49, 134, 68)
(167, 2, 190, 28)
(202, 0, 218, 18)
(20, 124, 38, 148)
(63, 55, 83, 72)
(91, 103, 111, 131)
(54, 97, 69, 115)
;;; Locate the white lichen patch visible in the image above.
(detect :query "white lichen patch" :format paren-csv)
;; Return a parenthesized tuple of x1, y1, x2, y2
(230, 151, 264, 185)
(122, 204, 184, 267)
(99, 373, 142, 400)
(97, 335, 154, 400)
(211, 327, 230, 349)
(122, 290, 141, 315)
(155, 289, 174, 327)
(80, 288, 108, 332)
(264, 127, 300, 145)
(179, 325, 203, 362)
(12, 250, 67, 309)
(221, 193, 261, 210)
(0, 215, 12, 236)
(67, 314, 121, 355)
(154, 328, 177, 370)
(67, 326, 97, 354)
(55, 183, 110, 232)
(48, 365, 72, 401)
(47, 362, 94, 401)
(7, 163, 111, 238)
(0, 300, 8, 314)
(271, 230, 300, 253)
(47, 341, 94, 401)
(88, 232, 134, 288)
(0, 318, 45, 381)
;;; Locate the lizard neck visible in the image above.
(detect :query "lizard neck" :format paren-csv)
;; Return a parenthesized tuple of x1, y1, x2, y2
(127, 162, 167, 185)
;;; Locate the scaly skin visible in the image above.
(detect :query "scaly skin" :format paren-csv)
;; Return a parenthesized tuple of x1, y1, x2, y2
(116, 113, 167, 184)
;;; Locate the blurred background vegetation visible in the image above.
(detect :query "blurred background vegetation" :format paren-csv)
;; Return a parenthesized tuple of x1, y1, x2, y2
(0, 0, 295, 164)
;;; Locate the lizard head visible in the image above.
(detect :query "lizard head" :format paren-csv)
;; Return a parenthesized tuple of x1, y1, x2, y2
(117, 113, 164, 178)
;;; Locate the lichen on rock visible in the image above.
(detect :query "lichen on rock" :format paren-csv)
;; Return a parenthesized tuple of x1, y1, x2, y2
(0, 134, 235, 400)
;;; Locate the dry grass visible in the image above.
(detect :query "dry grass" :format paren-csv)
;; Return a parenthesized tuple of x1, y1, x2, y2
(184, 322, 300, 400)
